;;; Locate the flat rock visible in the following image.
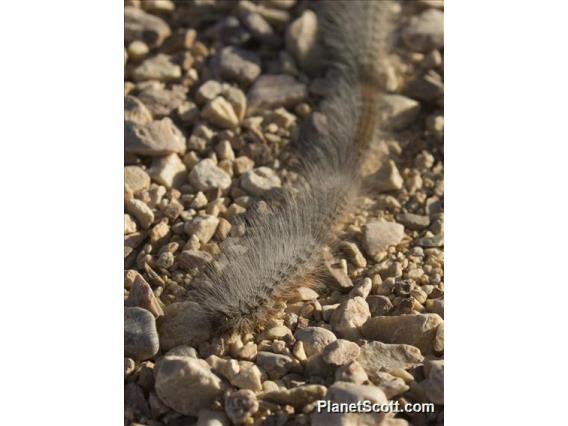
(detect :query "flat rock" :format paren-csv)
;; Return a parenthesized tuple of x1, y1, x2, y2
(402, 9, 444, 52)
(321, 339, 361, 366)
(124, 307, 159, 361)
(137, 85, 187, 118)
(125, 117, 186, 156)
(155, 355, 223, 416)
(260, 384, 326, 408)
(330, 297, 371, 340)
(396, 213, 430, 230)
(132, 54, 182, 82)
(363, 221, 405, 256)
(361, 314, 444, 355)
(357, 341, 424, 380)
(157, 301, 212, 350)
(125, 6, 171, 48)
(178, 250, 214, 269)
(124, 166, 151, 194)
(294, 327, 337, 357)
(125, 96, 153, 124)
(380, 94, 421, 131)
(240, 167, 281, 196)
(189, 158, 232, 191)
(247, 74, 307, 115)
(202, 96, 240, 129)
(216, 46, 261, 86)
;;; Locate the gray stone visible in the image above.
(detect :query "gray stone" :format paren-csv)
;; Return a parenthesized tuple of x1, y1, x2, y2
(224, 389, 259, 425)
(361, 314, 444, 355)
(373, 371, 409, 399)
(322, 339, 361, 366)
(363, 221, 405, 256)
(124, 307, 159, 361)
(240, 167, 281, 196)
(374, 160, 404, 192)
(125, 6, 171, 48)
(196, 80, 224, 105)
(125, 96, 152, 124)
(222, 85, 247, 121)
(396, 213, 430, 230)
(247, 74, 307, 115)
(294, 327, 337, 357)
(405, 70, 444, 102)
(148, 153, 187, 188)
(125, 117, 186, 156)
(402, 9, 444, 52)
(216, 46, 261, 86)
(380, 94, 421, 130)
(155, 355, 223, 416)
(285, 9, 319, 71)
(357, 341, 423, 380)
(124, 166, 151, 194)
(335, 361, 369, 385)
(420, 359, 444, 404)
(367, 295, 393, 316)
(240, 11, 278, 45)
(158, 301, 212, 350)
(132, 54, 182, 82)
(189, 159, 232, 191)
(256, 351, 295, 379)
(137, 85, 187, 118)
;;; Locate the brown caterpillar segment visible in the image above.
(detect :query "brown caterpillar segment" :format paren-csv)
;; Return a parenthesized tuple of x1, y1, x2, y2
(188, 1, 396, 336)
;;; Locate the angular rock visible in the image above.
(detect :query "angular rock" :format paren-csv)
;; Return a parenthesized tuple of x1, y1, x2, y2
(124, 307, 159, 361)
(335, 361, 369, 385)
(196, 80, 224, 105)
(125, 198, 155, 230)
(222, 85, 247, 121)
(420, 359, 444, 404)
(294, 327, 337, 357)
(373, 371, 410, 399)
(216, 46, 261, 86)
(125, 6, 171, 48)
(184, 215, 220, 244)
(132, 54, 182, 82)
(148, 153, 186, 188)
(125, 118, 186, 157)
(374, 160, 404, 192)
(361, 314, 444, 355)
(247, 74, 307, 115)
(124, 166, 151, 194)
(189, 159, 232, 191)
(158, 301, 212, 350)
(240, 167, 281, 196)
(363, 221, 405, 256)
(231, 365, 263, 391)
(202, 96, 240, 129)
(357, 341, 423, 380)
(402, 9, 444, 52)
(125, 95, 153, 124)
(405, 70, 444, 102)
(322, 339, 361, 366)
(380, 94, 420, 131)
(155, 355, 223, 416)
(125, 273, 164, 318)
(330, 297, 371, 340)
(240, 11, 278, 45)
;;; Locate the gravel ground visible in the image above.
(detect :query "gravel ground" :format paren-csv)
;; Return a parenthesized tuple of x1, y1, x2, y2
(124, 1, 444, 425)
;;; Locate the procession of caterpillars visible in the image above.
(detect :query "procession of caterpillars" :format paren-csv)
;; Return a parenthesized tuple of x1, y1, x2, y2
(187, 0, 397, 336)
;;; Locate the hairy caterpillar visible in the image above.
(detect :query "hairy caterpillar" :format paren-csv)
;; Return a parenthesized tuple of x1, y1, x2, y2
(189, 0, 396, 335)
